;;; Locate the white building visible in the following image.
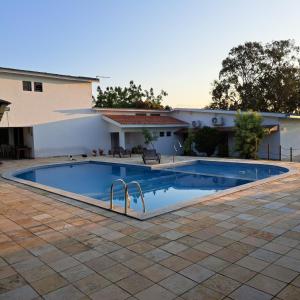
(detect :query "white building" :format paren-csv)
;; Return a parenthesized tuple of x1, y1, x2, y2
(1, 67, 300, 160)
(0, 67, 102, 158)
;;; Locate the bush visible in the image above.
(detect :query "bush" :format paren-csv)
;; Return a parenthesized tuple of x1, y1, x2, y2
(234, 111, 265, 159)
(184, 127, 221, 157)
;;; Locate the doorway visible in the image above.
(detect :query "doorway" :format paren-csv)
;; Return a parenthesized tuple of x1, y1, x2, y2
(110, 132, 119, 149)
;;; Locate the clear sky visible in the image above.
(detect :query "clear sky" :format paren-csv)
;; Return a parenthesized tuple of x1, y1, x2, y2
(1, 0, 300, 108)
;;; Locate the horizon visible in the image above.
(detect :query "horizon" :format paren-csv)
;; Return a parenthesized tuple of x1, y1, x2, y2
(1, 0, 300, 108)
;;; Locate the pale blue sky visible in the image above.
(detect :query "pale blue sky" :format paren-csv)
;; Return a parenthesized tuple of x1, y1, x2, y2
(1, 0, 300, 107)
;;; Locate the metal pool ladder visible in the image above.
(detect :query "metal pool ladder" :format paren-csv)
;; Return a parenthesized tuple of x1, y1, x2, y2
(110, 179, 146, 215)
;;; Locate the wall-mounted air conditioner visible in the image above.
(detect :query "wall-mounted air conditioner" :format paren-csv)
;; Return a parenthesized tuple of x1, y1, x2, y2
(191, 120, 201, 128)
(211, 116, 224, 126)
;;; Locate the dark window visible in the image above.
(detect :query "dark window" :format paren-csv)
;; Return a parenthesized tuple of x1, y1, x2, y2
(22, 81, 32, 91)
(136, 113, 146, 116)
(166, 131, 171, 136)
(150, 113, 160, 116)
(160, 131, 165, 137)
(34, 82, 43, 92)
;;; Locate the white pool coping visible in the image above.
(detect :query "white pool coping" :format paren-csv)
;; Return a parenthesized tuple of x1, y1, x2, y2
(2, 158, 297, 220)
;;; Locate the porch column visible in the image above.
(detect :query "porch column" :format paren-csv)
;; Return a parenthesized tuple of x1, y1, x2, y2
(119, 130, 126, 148)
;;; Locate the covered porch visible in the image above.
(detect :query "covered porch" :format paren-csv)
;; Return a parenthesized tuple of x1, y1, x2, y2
(103, 114, 189, 155)
(0, 127, 33, 159)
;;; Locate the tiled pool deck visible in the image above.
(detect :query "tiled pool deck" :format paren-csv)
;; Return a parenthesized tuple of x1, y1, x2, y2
(1, 156, 300, 300)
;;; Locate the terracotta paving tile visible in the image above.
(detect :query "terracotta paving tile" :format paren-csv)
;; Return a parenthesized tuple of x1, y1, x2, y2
(198, 255, 230, 272)
(30, 273, 68, 295)
(144, 248, 171, 262)
(117, 273, 153, 295)
(0, 274, 26, 294)
(230, 284, 272, 300)
(0, 266, 16, 280)
(60, 263, 94, 282)
(107, 248, 137, 262)
(181, 285, 224, 300)
(159, 273, 197, 295)
(99, 263, 134, 282)
(236, 255, 270, 272)
(159, 255, 193, 272)
(73, 273, 111, 295)
(247, 273, 286, 295)
(90, 284, 130, 300)
(139, 263, 174, 282)
(203, 274, 240, 296)
(0, 284, 39, 300)
(261, 264, 298, 283)
(219, 264, 257, 283)
(277, 284, 300, 300)
(43, 284, 85, 300)
(135, 284, 176, 300)
(123, 255, 154, 271)
(1, 157, 300, 299)
(180, 264, 215, 283)
(85, 255, 117, 273)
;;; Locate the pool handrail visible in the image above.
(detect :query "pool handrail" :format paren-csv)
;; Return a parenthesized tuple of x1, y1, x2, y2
(125, 181, 146, 214)
(110, 179, 127, 210)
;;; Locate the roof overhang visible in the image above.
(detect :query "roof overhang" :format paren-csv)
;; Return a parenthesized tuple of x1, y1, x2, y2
(175, 124, 279, 134)
(102, 115, 189, 129)
(0, 67, 99, 83)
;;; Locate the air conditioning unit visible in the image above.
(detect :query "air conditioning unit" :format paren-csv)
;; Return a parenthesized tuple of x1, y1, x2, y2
(211, 116, 225, 126)
(191, 120, 201, 128)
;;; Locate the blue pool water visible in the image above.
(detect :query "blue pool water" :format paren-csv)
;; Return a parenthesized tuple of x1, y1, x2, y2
(15, 161, 288, 213)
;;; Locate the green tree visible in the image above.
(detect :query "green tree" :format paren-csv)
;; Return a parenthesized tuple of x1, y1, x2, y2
(209, 40, 300, 113)
(142, 128, 158, 149)
(183, 127, 221, 157)
(234, 111, 266, 159)
(94, 80, 170, 110)
(194, 127, 221, 156)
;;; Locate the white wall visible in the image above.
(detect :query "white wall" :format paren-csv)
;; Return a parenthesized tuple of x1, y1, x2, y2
(171, 110, 282, 159)
(32, 115, 110, 157)
(280, 119, 300, 161)
(0, 73, 94, 127)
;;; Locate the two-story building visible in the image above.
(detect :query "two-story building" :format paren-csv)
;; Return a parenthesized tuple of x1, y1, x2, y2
(1, 67, 300, 160)
(0, 67, 102, 158)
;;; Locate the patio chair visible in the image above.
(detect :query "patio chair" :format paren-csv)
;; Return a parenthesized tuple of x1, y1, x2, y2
(112, 146, 132, 158)
(142, 149, 161, 164)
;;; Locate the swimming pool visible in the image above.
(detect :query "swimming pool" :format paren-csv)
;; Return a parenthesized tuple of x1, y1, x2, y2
(11, 160, 289, 218)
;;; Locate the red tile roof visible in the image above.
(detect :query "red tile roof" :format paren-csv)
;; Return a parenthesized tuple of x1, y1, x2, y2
(104, 114, 188, 126)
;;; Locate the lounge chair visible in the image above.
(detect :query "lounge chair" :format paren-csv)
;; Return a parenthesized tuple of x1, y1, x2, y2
(112, 146, 132, 158)
(142, 149, 161, 164)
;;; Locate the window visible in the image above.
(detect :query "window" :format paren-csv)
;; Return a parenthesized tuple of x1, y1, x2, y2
(166, 131, 171, 137)
(136, 113, 146, 116)
(160, 131, 165, 137)
(34, 82, 43, 92)
(150, 113, 160, 116)
(22, 81, 32, 91)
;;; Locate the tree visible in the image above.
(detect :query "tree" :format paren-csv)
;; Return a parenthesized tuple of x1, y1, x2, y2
(142, 128, 158, 149)
(234, 111, 266, 159)
(209, 40, 300, 114)
(183, 127, 221, 156)
(94, 80, 170, 110)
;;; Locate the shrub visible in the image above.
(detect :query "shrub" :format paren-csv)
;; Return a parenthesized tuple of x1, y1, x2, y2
(234, 111, 266, 159)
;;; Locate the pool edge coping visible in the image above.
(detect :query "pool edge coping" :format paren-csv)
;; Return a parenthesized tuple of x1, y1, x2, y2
(2, 158, 298, 220)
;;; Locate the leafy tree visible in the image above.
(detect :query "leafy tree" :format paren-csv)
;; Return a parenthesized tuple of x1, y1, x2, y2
(209, 40, 300, 113)
(94, 80, 170, 110)
(194, 127, 221, 156)
(234, 111, 266, 159)
(183, 130, 195, 155)
(183, 127, 221, 156)
(142, 128, 158, 149)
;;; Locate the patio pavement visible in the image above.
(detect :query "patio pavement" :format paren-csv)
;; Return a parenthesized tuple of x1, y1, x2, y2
(1, 155, 300, 299)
